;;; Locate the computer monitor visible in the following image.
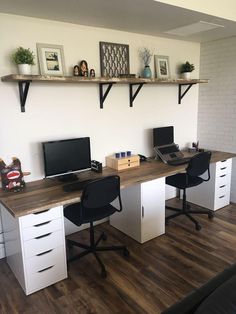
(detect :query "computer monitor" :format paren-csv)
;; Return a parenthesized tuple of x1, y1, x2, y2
(42, 137, 91, 181)
(153, 126, 174, 147)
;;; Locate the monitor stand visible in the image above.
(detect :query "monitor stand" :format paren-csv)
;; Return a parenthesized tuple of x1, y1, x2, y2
(58, 173, 78, 183)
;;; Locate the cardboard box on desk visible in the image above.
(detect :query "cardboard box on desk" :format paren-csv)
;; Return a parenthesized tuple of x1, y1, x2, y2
(106, 155, 140, 171)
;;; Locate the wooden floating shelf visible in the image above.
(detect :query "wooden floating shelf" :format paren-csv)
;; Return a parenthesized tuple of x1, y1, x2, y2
(1, 74, 209, 112)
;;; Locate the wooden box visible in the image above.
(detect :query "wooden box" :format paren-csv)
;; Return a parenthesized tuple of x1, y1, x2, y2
(106, 155, 140, 171)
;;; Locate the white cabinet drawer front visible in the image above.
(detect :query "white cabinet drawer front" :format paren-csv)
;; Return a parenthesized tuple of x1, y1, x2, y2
(25, 245, 65, 274)
(20, 206, 62, 228)
(23, 230, 64, 259)
(214, 192, 230, 210)
(0, 233, 4, 244)
(215, 184, 230, 198)
(215, 172, 231, 187)
(0, 247, 5, 259)
(215, 159, 232, 177)
(22, 218, 63, 241)
(26, 259, 67, 295)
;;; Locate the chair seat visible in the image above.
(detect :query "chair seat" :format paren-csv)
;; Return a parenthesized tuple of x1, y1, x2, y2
(166, 173, 203, 189)
(64, 202, 117, 226)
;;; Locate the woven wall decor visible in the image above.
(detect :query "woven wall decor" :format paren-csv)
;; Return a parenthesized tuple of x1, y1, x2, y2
(99, 42, 130, 77)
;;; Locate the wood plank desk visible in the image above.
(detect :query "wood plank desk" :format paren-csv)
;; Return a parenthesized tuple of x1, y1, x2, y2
(0, 150, 234, 295)
(0, 150, 234, 218)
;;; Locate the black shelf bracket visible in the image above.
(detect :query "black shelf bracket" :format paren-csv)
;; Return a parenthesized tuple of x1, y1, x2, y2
(99, 83, 115, 109)
(18, 81, 31, 112)
(178, 83, 196, 104)
(129, 83, 145, 107)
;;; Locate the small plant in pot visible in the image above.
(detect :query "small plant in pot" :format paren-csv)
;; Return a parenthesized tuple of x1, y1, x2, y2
(12, 47, 35, 75)
(180, 61, 195, 79)
(139, 47, 153, 78)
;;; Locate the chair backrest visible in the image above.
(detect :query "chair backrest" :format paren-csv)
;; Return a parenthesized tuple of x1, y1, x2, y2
(186, 151, 212, 178)
(81, 175, 121, 209)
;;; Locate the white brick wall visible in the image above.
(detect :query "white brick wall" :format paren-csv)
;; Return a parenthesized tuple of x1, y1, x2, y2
(198, 37, 236, 202)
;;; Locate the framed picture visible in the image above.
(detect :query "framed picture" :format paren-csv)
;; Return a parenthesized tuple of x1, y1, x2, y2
(99, 41, 130, 77)
(155, 55, 170, 79)
(37, 43, 66, 76)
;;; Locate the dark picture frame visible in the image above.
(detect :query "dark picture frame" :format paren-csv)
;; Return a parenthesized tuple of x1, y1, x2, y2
(99, 41, 130, 77)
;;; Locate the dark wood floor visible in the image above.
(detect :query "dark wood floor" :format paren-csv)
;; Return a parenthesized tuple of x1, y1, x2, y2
(1, 200, 236, 314)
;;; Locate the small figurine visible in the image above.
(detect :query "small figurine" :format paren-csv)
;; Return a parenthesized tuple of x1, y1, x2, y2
(0, 157, 25, 192)
(79, 60, 88, 77)
(90, 69, 95, 77)
(73, 65, 79, 76)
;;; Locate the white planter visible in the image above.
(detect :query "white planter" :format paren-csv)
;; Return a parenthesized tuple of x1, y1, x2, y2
(181, 72, 191, 80)
(18, 64, 32, 75)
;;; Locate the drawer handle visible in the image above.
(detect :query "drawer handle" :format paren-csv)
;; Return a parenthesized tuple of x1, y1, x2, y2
(219, 185, 226, 188)
(38, 265, 54, 273)
(221, 160, 227, 163)
(220, 167, 227, 170)
(34, 221, 51, 227)
(36, 249, 53, 256)
(220, 175, 226, 178)
(33, 209, 50, 215)
(35, 232, 51, 240)
(142, 206, 144, 218)
(219, 195, 225, 199)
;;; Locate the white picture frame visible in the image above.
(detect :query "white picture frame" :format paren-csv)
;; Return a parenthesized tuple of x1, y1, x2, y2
(155, 55, 170, 79)
(37, 43, 66, 76)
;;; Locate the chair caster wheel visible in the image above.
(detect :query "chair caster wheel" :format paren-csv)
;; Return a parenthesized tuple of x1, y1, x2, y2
(123, 248, 130, 257)
(208, 212, 214, 219)
(101, 233, 107, 241)
(196, 224, 201, 231)
(101, 269, 107, 278)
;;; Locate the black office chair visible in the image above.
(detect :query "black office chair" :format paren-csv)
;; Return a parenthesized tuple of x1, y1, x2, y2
(64, 175, 129, 278)
(166, 151, 214, 231)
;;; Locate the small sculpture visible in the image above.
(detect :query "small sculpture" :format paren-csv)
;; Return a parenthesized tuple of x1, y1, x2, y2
(79, 60, 88, 77)
(73, 65, 80, 76)
(90, 69, 95, 77)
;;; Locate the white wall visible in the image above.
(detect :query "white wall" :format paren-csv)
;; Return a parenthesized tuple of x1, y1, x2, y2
(0, 13, 200, 182)
(198, 37, 236, 202)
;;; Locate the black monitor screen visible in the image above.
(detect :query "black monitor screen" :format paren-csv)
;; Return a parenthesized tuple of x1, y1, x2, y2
(42, 137, 91, 178)
(153, 126, 174, 147)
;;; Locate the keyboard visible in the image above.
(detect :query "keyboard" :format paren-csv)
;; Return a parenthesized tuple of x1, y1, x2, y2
(167, 157, 191, 166)
(158, 145, 179, 155)
(63, 179, 93, 192)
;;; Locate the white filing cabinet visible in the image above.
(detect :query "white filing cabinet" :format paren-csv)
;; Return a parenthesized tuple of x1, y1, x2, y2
(110, 177, 165, 243)
(0, 211, 5, 259)
(0, 205, 67, 295)
(187, 158, 232, 211)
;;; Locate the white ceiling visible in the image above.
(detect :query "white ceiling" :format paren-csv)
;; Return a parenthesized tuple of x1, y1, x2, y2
(0, 0, 236, 42)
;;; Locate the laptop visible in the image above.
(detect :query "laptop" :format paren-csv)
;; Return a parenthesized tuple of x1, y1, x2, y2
(153, 126, 188, 164)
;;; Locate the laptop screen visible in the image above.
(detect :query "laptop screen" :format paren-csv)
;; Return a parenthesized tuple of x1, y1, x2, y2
(153, 126, 174, 147)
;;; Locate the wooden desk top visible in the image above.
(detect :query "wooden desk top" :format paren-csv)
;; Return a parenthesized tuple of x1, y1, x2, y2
(0, 151, 235, 218)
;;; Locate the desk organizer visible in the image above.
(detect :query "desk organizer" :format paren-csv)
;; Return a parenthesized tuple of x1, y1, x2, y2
(106, 155, 140, 171)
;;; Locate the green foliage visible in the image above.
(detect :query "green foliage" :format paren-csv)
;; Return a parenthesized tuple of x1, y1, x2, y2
(12, 47, 35, 65)
(180, 61, 195, 73)
(139, 47, 153, 66)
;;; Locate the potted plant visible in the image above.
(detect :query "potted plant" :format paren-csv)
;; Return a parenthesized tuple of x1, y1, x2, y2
(12, 47, 35, 75)
(139, 47, 153, 78)
(180, 61, 195, 79)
